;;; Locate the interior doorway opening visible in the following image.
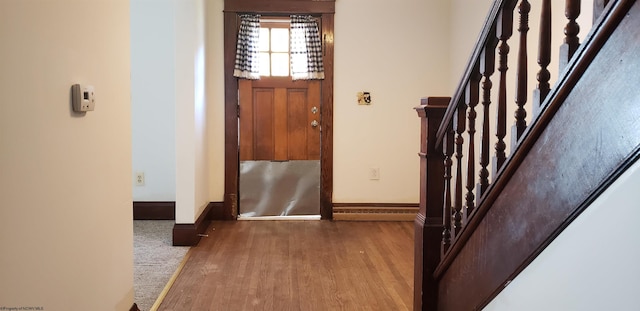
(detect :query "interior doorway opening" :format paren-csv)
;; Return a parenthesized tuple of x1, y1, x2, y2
(238, 17, 322, 219)
(223, 1, 335, 220)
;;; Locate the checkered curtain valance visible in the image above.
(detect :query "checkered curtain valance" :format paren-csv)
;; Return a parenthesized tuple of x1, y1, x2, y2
(233, 14, 261, 79)
(290, 15, 325, 80)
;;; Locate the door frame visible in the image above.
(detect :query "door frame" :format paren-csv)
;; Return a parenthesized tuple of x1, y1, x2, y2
(223, 0, 335, 219)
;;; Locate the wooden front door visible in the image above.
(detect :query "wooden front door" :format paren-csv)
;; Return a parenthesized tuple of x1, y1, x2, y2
(237, 18, 322, 217)
(238, 76, 321, 217)
(239, 78, 321, 161)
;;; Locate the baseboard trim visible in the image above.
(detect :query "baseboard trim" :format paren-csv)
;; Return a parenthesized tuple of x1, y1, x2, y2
(133, 201, 175, 220)
(332, 203, 419, 221)
(208, 201, 231, 220)
(172, 201, 224, 246)
(130, 303, 141, 311)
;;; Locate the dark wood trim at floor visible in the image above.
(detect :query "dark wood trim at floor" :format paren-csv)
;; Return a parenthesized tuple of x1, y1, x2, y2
(133, 201, 175, 220)
(333, 203, 419, 221)
(172, 202, 224, 246)
(208, 201, 234, 220)
(130, 303, 140, 311)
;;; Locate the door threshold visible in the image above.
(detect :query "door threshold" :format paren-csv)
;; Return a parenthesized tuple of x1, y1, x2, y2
(237, 215, 321, 221)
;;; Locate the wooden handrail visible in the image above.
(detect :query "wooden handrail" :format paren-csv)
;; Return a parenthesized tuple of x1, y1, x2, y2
(414, 0, 636, 310)
(433, 0, 629, 277)
(430, 0, 598, 257)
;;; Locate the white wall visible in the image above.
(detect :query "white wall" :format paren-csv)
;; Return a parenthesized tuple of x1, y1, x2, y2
(201, 0, 597, 209)
(450, 0, 493, 89)
(333, 0, 452, 203)
(0, 1, 134, 310)
(175, 0, 210, 223)
(484, 160, 640, 311)
(201, 0, 453, 205)
(131, 0, 177, 201)
(205, 0, 226, 202)
(130, 0, 209, 222)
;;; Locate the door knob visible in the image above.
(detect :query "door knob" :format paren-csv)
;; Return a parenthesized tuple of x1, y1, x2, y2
(311, 120, 319, 128)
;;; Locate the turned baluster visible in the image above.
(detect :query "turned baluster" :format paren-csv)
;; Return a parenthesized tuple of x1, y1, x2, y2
(559, 0, 581, 71)
(478, 36, 497, 199)
(493, 5, 514, 177)
(512, 0, 530, 146)
(441, 127, 454, 257)
(465, 73, 480, 221)
(453, 104, 466, 237)
(533, 0, 552, 117)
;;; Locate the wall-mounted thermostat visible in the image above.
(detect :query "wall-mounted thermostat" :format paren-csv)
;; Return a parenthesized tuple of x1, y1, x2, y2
(71, 84, 95, 112)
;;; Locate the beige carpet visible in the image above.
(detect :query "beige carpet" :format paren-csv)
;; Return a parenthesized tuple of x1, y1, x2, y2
(133, 220, 190, 311)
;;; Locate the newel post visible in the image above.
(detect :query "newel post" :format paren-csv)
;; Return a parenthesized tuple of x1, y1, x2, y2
(414, 97, 449, 311)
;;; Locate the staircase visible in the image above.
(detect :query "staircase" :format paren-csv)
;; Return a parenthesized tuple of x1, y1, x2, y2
(414, 0, 640, 310)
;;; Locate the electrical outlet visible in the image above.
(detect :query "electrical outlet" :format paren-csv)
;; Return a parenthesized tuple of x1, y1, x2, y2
(369, 168, 380, 180)
(135, 172, 145, 186)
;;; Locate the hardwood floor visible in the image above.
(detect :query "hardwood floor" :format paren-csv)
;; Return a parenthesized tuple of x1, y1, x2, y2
(158, 221, 414, 311)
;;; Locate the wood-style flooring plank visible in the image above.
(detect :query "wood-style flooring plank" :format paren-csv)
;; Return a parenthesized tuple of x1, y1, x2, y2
(158, 221, 413, 311)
